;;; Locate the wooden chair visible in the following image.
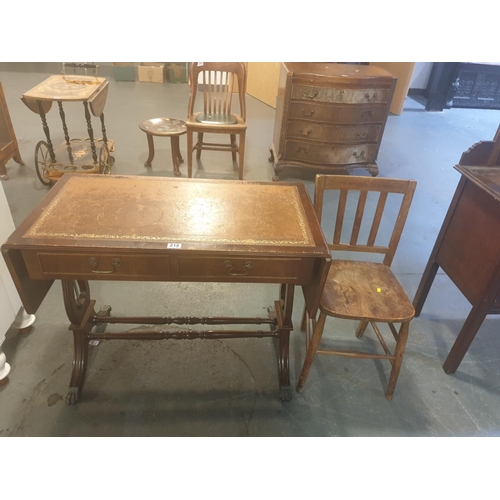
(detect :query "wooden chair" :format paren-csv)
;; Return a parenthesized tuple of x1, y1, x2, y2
(297, 174, 417, 400)
(186, 62, 247, 180)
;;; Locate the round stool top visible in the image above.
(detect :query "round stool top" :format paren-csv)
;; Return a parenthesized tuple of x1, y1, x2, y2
(139, 118, 187, 136)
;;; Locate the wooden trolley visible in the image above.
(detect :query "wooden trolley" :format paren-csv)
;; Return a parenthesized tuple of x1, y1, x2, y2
(22, 66, 115, 186)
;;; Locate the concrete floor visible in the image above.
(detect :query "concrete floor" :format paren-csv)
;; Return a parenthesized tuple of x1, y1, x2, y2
(1, 64, 500, 437)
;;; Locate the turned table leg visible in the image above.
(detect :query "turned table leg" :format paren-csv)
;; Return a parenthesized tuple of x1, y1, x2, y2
(145, 133, 155, 167)
(171, 136, 182, 176)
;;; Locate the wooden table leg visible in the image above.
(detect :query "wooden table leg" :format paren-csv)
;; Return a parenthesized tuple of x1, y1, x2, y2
(276, 283, 294, 402)
(170, 136, 182, 177)
(442, 303, 490, 373)
(62, 280, 96, 405)
(145, 133, 155, 167)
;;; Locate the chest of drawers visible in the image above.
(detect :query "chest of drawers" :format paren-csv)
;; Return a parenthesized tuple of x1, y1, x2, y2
(270, 63, 397, 180)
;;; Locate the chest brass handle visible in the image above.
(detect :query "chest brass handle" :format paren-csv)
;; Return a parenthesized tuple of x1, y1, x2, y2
(303, 91, 318, 99)
(296, 147, 309, 154)
(223, 260, 254, 276)
(353, 151, 365, 159)
(301, 108, 315, 117)
(362, 110, 374, 117)
(365, 92, 378, 101)
(88, 257, 122, 274)
(298, 128, 312, 136)
(357, 131, 369, 139)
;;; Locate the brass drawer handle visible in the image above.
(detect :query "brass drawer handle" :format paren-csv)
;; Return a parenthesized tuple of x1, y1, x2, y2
(362, 110, 374, 117)
(303, 90, 318, 99)
(301, 108, 315, 117)
(296, 147, 309, 154)
(298, 128, 312, 136)
(365, 92, 378, 101)
(357, 131, 369, 139)
(353, 151, 365, 159)
(223, 260, 254, 276)
(88, 257, 122, 274)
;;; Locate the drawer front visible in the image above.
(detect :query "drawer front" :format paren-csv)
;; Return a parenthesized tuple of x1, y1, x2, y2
(286, 121, 381, 143)
(291, 84, 390, 105)
(284, 140, 377, 165)
(177, 256, 309, 282)
(288, 102, 387, 124)
(25, 251, 172, 280)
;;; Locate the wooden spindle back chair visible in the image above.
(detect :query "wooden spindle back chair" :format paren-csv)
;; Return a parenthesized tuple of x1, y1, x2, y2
(297, 174, 417, 400)
(186, 62, 247, 180)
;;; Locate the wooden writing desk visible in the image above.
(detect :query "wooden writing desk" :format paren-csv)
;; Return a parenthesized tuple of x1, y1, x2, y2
(2, 174, 330, 404)
(413, 165, 500, 373)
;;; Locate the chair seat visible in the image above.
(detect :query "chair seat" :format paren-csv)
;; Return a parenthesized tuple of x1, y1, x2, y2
(195, 112, 238, 125)
(320, 260, 415, 322)
(187, 112, 246, 130)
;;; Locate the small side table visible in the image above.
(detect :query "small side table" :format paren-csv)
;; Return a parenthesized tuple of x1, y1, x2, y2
(139, 118, 187, 176)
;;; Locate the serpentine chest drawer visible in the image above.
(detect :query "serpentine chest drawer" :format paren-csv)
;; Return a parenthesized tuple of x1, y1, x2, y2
(270, 63, 397, 180)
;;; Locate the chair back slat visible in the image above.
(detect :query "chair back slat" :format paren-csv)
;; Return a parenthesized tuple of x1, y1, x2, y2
(333, 189, 347, 245)
(314, 174, 416, 266)
(350, 190, 368, 246)
(188, 63, 247, 121)
(367, 191, 387, 246)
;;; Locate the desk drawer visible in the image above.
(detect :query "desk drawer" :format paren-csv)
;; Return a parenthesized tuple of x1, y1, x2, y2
(288, 102, 386, 124)
(24, 251, 171, 280)
(286, 121, 381, 143)
(177, 256, 310, 282)
(284, 140, 377, 165)
(291, 84, 391, 105)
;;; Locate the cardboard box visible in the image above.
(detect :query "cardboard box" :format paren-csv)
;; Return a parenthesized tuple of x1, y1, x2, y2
(138, 63, 165, 83)
(166, 63, 188, 83)
(113, 63, 136, 81)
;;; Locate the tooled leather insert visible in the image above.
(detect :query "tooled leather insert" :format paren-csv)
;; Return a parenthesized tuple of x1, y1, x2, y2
(25, 176, 315, 246)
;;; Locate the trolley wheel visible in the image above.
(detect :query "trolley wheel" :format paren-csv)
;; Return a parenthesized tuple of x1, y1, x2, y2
(34, 141, 54, 186)
(99, 143, 112, 174)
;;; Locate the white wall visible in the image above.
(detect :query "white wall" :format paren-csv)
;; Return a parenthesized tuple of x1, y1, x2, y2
(410, 62, 433, 89)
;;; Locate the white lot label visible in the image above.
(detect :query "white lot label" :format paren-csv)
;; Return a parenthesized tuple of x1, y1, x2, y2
(167, 243, 182, 249)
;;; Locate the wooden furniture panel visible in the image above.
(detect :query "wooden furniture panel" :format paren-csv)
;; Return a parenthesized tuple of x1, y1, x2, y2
(413, 160, 500, 374)
(270, 63, 396, 180)
(0, 82, 24, 179)
(2, 174, 331, 404)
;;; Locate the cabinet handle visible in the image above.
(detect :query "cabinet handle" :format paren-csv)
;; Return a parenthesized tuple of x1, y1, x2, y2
(365, 92, 378, 101)
(362, 110, 373, 117)
(223, 260, 254, 276)
(353, 151, 365, 159)
(296, 147, 309, 154)
(301, 108, 315, 117)
(303, 90, 318, 99)
(88, 257, 122, 274)
(298, 128, 312, 136)
(357, 131, 369, 139)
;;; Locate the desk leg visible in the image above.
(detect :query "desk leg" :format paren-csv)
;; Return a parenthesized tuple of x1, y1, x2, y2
(413, 260, 440, 316)
(276, 284, 294, 402)
(62, 280, 96, 405)
(442, 304, 490, 374)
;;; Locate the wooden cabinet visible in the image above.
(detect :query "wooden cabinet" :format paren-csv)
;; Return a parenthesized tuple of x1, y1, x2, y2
(0, 82, 24, 179)
(270, 63, 397, 180)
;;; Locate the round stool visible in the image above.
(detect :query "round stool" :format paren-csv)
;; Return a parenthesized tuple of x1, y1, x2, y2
(139, 118, 187, 176)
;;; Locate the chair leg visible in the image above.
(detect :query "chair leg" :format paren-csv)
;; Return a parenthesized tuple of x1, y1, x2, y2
(297, 310, 327, 392)
(187, 130, 193, 178)
(355, 320, 370, 338)
(230, 134, 237, 161)
(385, 321, 410, 400)
(196, 133, 203, 159)
(238, 131, 245, 180)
